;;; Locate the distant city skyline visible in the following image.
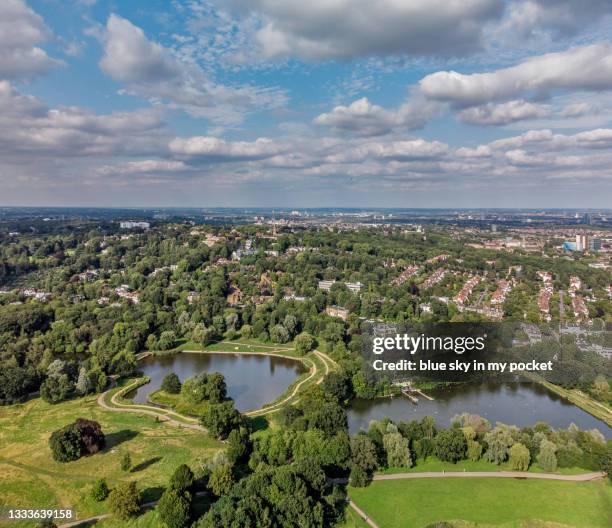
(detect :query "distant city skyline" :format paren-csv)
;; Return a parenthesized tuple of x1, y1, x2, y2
(1, 0, 612, 207)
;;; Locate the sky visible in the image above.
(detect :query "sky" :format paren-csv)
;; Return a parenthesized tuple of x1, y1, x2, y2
(1, 0, 612, 208)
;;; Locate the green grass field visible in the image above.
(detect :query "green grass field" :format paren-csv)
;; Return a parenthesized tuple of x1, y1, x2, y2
(0, 395, 222, 526)
(349, 478, 612, 528)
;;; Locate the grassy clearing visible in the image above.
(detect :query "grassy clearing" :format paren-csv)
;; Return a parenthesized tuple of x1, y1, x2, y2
(0, 395, 222, 526)
(380, 456, 594, 476)
(349, 478, 612, 528)
(147, 389, 209, 417)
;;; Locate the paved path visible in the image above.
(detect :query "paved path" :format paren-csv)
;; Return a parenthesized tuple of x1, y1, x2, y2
(349, 499, 380, 528)
(58, 492, 208, 527)
(371, 470, 606, 481)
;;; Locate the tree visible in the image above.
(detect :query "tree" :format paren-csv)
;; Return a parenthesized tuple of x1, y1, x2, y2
(161, 373, 181, 394)
(201, 401, 243, 439)
(227, 427, 251, 464)
(434, 428, 467, 463)
(75, 418, 105, 454)
(206, 372, 227, 404)
(349, 464, 368, 487)
(350, 435, 378, 472)
(321, 372, 352, 403)
(49, 423, 82, 462)
(467, 440, 483, 461)
(40, 374, 73, 404)
(537, 439, 558, 472)
(75, 367, 91, 395)
(158, 331, 177, 351)
(294, 332, 315, 356)
(157, 488, 192, 528)
(270, 324, 290, 344)
(508, 443, 530, 471)
(208, 463, 234, 496)
(383, 432, 412, 468)
(91, 479, 110, 501)
(169, 464, 195, 493)
(120, 452, 132, 472)
(48, 419, 105, 462)
(108, 481, 140, 520)
(484, 425, 515, 465)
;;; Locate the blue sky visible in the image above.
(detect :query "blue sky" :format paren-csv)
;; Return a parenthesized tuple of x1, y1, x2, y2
(1, 0, 612, 207)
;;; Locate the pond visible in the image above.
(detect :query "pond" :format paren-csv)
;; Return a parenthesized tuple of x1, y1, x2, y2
(348, 382, 612, 437)
(131, 352, 306, 412)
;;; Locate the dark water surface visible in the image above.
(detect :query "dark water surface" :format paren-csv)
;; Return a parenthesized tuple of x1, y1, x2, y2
(348, 382, 612, 437)
(132, 352, 306, 411)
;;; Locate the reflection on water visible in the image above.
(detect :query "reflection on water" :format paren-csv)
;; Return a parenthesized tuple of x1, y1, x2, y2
(348, 382, 612, 437)
(131, 352, 305, 412)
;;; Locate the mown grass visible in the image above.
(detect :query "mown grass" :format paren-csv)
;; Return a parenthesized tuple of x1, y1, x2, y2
(0, 395, 222, 526)
(148, 389, 210, 417)
(349, 478, 612, 528)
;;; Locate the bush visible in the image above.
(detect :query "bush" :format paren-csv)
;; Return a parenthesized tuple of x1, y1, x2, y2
(161, 373, 182, 394)
(157, 488, 192, 528)
(40, 374, 73, 404)
(108, 481, 140, 520)
(91, 479, 110, 501)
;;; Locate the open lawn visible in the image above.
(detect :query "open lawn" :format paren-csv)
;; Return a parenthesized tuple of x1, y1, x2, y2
(349, 477, 612, 528)
(0, 395, 222, 526)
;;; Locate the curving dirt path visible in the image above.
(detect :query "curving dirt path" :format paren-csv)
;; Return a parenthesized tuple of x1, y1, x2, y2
(97, 348, 338, 422)
(97, 380, 203, 431)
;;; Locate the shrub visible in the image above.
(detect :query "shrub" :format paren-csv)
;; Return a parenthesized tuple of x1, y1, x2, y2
(91, 479, 110, 502)
(108, 481, 140, 520)
(294, 332, 316, 356)
(161, 373, 182, 394)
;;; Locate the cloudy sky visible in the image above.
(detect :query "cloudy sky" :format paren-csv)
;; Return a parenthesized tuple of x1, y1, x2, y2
(1, 0, 612, 208)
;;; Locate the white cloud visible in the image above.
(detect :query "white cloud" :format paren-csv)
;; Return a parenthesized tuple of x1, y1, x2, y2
(497, 1, 612, 41)
(0, 0, 60, 79)
(223, 0, 504, 61)
(458, 100, 551, 125)
(314, 96, 440, 136)
(420, 43, 612, 107)
(97, 160, 189, 176)
(0, 81, 168, 157)
(169, 136, 283, 161)
(456, 145, 492, 158)
(98, 14, 287, 125)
